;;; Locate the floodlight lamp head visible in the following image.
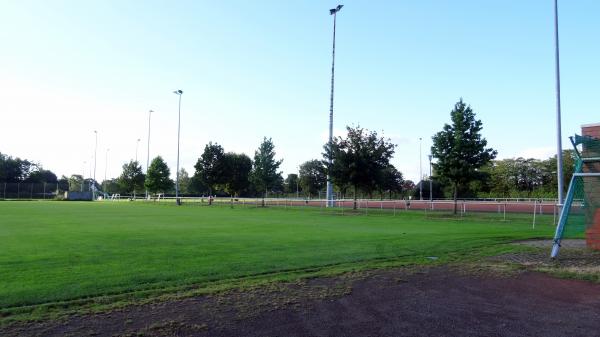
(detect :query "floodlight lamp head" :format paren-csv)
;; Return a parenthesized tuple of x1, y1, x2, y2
(330, 4, 343, 15)
(173, 89, 183, 95)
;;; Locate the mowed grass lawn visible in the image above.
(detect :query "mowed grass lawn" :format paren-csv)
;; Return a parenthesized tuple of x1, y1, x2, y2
(0, 201, 554, 310)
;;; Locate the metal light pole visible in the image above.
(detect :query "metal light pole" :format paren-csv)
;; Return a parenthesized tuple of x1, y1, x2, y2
(89, 156, 93, 192)
(93, 130, 98, 185)
(146, 110, 153, 199)
(554, 0, 564, 207)
(428, 154, 433, 202)
(104, 148, 109, 193)
(135, 138, 140, 162)
(82, 161, 86, 192)
(419, 137, 423, 200)
(326, 4, 343, 208)
(173, 90, 183, 205)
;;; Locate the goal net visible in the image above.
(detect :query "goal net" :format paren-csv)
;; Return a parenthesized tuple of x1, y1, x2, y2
(551, 134, 600, 257)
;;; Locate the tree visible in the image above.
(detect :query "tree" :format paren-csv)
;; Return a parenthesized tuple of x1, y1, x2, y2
(193, 142, 226, 195)
(284, 173, 301, 195)
(402, 180, 416, 196)
(324, 126, 396, 208)
(177, 168, 191, 195)
(378, 165, 404, 199)
(431, 99, 497, 214)
(117, 160, 145, 197)
(251, 137, 283, 199)
(58, 175, 69, 192)
(26, 168, 58, 184)
(145, 156, 173, 194)
(68, 174, 84, 192)
(102, 178, 122, 195)
(222, 153, 252, 197)
(299, 160, 327, 197)
(0, 152, 33, 182)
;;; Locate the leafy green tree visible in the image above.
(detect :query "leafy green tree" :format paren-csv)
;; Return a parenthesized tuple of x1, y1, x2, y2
(378, 165, 404, 199)
(193, 142, 226, 195)
(545, 149, 576, 196)
(299, 160, 326, 197)
(58, 175, 69, 192)
(0, 152, 33, 182)
(284, 173, 301, 195)
(25, 168, 57, 184)
(221, 153, 252, 197)
(413, 179, 444, 200)
(324, 126, 396, 208)
(102, 178, 122, 195)
(402, 180, 416, 197)
(251, 137, 283, 199)
(118, 160, 145, 196)
(68, 174, 84, 192)
(431, 99, 497, 213)
(145, 156, 173, 194)
(177, 168, 191, 195)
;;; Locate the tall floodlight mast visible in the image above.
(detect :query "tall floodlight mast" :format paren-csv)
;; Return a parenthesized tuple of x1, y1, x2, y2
(326, 4, 343, 207)
(146, 110, 153, 199)
(554, 0, 564, 207)
(173, 90, 183, 205)
(93, 130, 98, 199)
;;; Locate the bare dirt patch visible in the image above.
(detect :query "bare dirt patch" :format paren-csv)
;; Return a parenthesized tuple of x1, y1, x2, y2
(490, 239, 600, 282)
(3, 265, 600, 337)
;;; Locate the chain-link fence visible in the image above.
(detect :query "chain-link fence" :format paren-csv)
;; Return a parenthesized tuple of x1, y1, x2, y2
(0, 182, 62, 200)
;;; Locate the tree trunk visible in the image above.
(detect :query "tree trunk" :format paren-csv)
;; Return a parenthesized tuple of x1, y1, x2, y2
(353, 185, 358, 210)
(453, 182, 458, 215)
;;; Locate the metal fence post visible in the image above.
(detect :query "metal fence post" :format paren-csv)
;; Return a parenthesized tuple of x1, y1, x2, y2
(532, 200, 537, 229)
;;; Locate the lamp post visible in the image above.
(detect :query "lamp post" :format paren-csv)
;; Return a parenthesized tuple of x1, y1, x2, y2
(146, 110, 153, 199)
(135, 138, 140, 162)
(104, 148, 109, 194)
(419, 137, 423, 200)
(554, 0, 564, 207)
(326, 4, 343, 208)
(173, 90, 183, 205)
(82, 161, 86, 192)
(428, 154, 433, 202)
(93, 130, 98, 185)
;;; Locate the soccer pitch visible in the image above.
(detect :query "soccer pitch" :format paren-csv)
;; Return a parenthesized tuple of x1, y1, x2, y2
(0, 201, 555, 313)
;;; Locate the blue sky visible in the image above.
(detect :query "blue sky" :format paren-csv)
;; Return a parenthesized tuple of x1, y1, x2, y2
(1, 1, 598, 182)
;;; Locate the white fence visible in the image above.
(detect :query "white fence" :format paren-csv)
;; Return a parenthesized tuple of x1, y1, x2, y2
(104, 195, 567, 224)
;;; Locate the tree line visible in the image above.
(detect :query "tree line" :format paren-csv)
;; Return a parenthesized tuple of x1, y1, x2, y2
(1, 99, 576, 207)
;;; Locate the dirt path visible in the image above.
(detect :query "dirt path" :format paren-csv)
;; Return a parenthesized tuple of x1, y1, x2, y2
(3, 266, 600, 337)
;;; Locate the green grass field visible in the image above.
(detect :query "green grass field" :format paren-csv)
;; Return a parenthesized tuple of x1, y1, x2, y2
(0, 201, 555, 315)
